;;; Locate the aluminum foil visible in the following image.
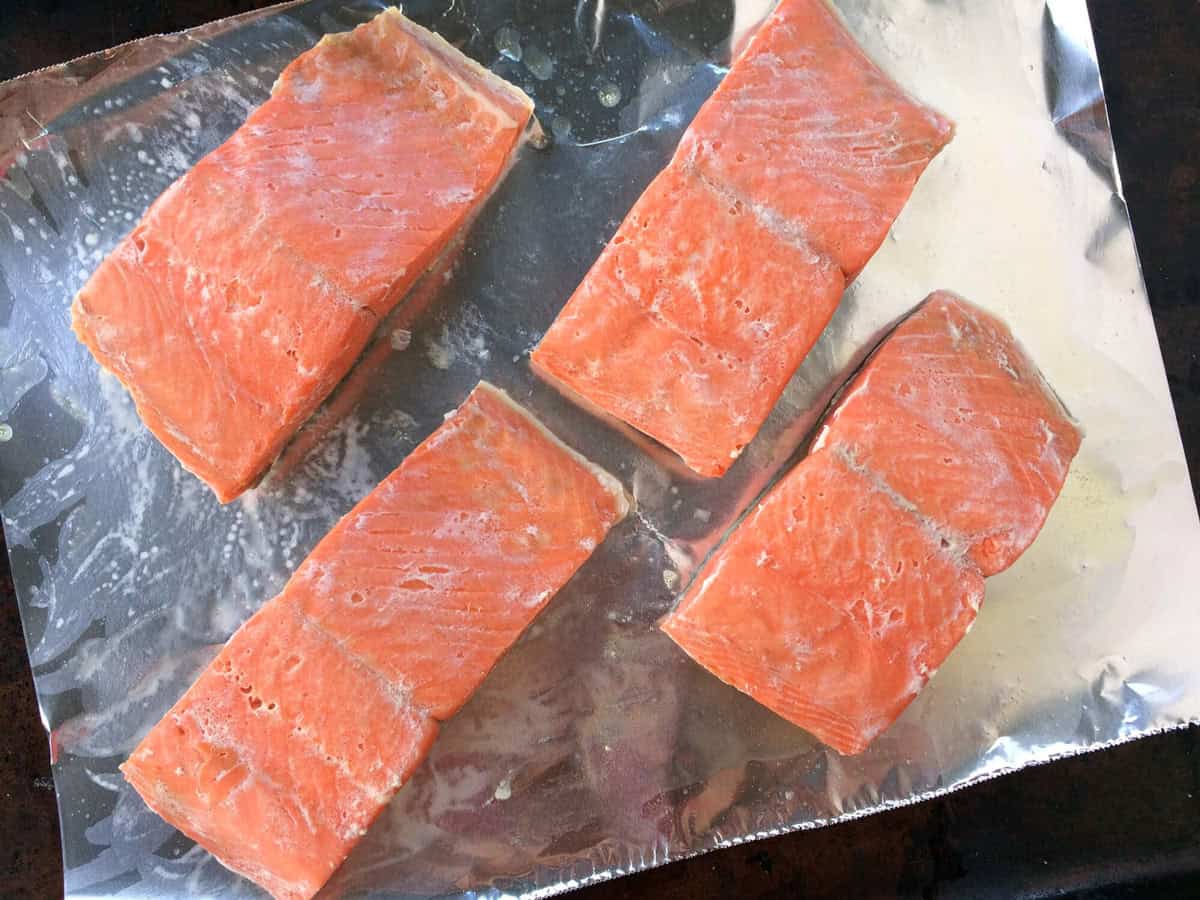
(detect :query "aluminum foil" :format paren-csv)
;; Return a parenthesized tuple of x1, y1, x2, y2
(2, 0, 1198, 897)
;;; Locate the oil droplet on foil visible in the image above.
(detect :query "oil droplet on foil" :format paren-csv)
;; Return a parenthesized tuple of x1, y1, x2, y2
(597, 83, 622, 108)
(494, 26, 522, 62)
(551, 116, 573, 142)
(389, 329, 412, 351)
(524, 45, 554, 81)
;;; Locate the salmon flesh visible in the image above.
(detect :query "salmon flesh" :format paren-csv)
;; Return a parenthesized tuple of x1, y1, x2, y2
(72, 9, 534, 502)
(121, 382, 630, 899)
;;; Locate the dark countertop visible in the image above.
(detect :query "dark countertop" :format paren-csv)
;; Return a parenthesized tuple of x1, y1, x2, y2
(1, 2, 1197, 898)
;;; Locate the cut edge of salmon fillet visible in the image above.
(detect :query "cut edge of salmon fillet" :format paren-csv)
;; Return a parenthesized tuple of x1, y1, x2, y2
(528, 357, 727, 480)
(472, 382, 634, 526)
(70, 8, 536, 504)
(341, 7, 535, 132)
(120, 598, 441, 900)
(268, 230, 463, 485)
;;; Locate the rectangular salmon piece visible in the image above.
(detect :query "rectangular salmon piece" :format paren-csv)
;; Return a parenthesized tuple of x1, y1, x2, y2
(283, 381, 631, 719)
(812, 291, 1084, 576)
(662, 447, 984, 756)
(532, 0, 952, 477)
(72, 9, 534, 502)
(532, 166, 845, 477)
(662, 294, 1080, 755)
(122, 382, 629, 899)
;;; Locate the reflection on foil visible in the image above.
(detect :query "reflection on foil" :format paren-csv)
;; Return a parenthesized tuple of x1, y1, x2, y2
(1043, 0, 1117, 188)
(1, 1, 1199, 898)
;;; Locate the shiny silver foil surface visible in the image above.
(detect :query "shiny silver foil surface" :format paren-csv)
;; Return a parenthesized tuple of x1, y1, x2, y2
(1, 1, 1197, 897)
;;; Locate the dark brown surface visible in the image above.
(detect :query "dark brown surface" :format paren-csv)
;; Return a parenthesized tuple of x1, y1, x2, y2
(1, 1, 1198, 898)
(0, 549, 61, 900)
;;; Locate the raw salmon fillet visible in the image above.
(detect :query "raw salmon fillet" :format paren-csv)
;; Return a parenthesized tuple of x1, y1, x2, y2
(662, 448, 985, 755)
(812, 291, 1084, 576)
(72, 9, 534, 502)
(122, 382, 630, 900)
(533, 0, 953, 477)
(662, 293, 1081, 755)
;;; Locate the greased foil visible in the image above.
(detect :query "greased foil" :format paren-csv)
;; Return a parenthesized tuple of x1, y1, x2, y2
(1, 1, 1197, 897)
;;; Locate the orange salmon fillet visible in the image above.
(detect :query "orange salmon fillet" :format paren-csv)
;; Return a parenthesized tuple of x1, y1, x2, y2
(533, 0, 953, 477)
(122, 382, 630, 899)
(662, 448, 984, 755)
(812, 291, 1084, 576)
(72, 9, 534, 503)
(662, 293, 1081, 755)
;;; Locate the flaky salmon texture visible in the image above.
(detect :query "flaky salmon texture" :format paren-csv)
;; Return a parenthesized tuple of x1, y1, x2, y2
(533, 0, 955, 477)
(121, 382, 630, 900)
(661, 293, 1083, 756)
(71, 8, 534, 502)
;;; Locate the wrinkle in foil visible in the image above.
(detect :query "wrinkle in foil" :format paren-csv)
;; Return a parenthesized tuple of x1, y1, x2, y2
(0, 1, 1198, 898)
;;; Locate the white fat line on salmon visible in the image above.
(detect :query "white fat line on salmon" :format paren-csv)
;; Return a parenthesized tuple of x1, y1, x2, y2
(682, 547, 736, 609)
(282, 602, 421, 717)
(280, 716, 395, 809)
(829, 442, 974, 567)
(676, 153, 829, 266)
(637, 303, 753, 370)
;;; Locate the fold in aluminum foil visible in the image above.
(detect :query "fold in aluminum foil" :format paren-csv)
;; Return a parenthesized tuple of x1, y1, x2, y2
(1, 1, 1197, 897)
